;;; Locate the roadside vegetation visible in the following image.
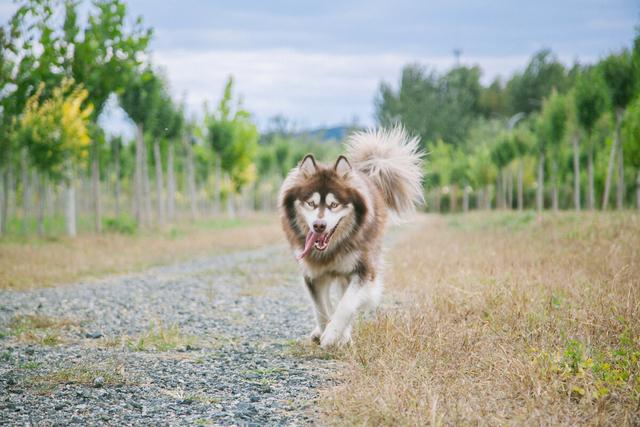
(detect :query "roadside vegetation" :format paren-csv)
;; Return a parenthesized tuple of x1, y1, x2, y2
(322, 212, 640, 425)
(0, 214, 282, 289)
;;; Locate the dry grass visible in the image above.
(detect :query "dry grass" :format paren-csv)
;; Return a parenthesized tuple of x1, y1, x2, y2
(0, 214, 283, 290)
(26, 362, 130, 393)
(322, 212, 640, 426)
(1, 313, 80, 346)
(101, 321, 199, 352)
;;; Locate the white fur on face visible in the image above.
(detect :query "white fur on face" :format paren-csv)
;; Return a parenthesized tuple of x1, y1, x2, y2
(323, 193, 350, 232)
(297, 192, 351, 234)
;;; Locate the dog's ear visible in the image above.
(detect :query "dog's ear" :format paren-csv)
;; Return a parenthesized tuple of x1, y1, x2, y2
(299, 154, 318, 177)
(334, 155, 352, 178)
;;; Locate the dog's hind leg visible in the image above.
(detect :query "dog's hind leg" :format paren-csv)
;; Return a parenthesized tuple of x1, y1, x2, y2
(305, 276, 332, 343)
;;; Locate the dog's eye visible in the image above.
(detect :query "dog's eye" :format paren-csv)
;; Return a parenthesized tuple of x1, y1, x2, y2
(329, 202, 340, 209)
(306, 201, 316, 209)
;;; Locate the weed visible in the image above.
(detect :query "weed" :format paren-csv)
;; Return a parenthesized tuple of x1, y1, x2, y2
(121, 322, 198, 352)
(27, 363, 128, 392)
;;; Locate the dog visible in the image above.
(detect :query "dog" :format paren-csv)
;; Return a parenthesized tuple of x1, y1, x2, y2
(278, 126, 424, 348)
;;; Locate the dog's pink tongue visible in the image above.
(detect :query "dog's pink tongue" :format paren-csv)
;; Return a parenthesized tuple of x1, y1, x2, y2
(297, 231, 320, 260)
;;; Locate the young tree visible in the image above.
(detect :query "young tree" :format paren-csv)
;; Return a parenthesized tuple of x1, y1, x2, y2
(562, 90, 582, 211)
(63, 0, 151, 232)
(119, 68, 162, 225)
(16, 80, 93, 236)
(1, 1, 63, 233)
(506, 49, 567, 115)
(490, 135, 515, 209)
(150, 90, 183, 223)
(207, 77, 259, 217)
(539, 90, 567, 211)
(622, 96, 640, 209)
(533, 114, 547, 211)
(511, 125, 534, 211)
(574, 68, 608, 210)
(600, 51, 635, 209)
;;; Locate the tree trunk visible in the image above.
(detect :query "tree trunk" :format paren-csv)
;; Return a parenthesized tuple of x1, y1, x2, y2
(214, 155, 222, 214)
(1, 162, 9, 235)
(65, 161, 77, 237)
(496, 173, 503, 209)
(91, 141, 101, 233)
(153, 140, 165, 224)
(587, 145, 595, 210)
(450, 185, 457, 213)
(183, 136, 197, 219)
(551, 159, 558, 212)
(167, 142, 176, 221)
(226, 188, 236, 219)
(7, 161, 15, 228)
(114, 140, 121, 218)
(21, 148, 30, 234)
(602, 140, 617, 210)
(502, 171, 508, 209)
(142, 141, 152, 226)
(616, 111, 625, 209)
(134, 123, 144, 224)
(536, 153, 545, 212)
(517, 161, 523, 211)
(485, 185, 492, 209)
(636, 170, 640, 210)
(506, 171, 513, 209)
(36, 172, 45, 236)
(572, 134, 581, 211)
(462, 184, 469, 213)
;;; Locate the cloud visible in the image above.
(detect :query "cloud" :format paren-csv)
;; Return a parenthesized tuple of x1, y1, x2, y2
(152, 48, 540, 129)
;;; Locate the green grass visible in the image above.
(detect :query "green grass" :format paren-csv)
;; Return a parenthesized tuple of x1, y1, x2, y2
(447, 210, 537, 231)
(19, 361, 42, 370)
(2, 214, 95, 240)
(534, 329, 640, 401)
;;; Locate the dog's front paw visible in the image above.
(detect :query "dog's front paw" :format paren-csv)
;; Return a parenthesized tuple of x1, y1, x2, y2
(309, 326, 322, 344)
(320, 324, 349, 348)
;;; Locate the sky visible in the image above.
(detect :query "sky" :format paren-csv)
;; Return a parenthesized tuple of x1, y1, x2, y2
(1, 0, 638, 136)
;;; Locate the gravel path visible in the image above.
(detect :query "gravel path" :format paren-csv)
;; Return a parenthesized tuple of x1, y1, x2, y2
(0, 244, 338, 426)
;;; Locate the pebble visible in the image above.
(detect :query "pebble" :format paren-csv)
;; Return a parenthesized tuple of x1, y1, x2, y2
(93, 376, 105, 388)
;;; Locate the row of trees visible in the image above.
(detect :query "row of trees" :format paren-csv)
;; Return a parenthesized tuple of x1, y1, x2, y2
(0, 0, 339, 237)
(377, 44, 640, 212)
(2, 1, 638, 238)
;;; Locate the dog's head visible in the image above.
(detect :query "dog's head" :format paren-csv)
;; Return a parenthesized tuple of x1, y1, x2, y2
(281, 154, 367, 259)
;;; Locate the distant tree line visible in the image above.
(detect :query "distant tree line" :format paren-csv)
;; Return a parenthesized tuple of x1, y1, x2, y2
(0, 0, 340, 237)
(2, 1, 638, 239)
(377, 42, 640, 212)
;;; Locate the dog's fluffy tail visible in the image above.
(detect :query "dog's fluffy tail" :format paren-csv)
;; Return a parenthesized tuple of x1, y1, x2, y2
(345, 125, 424, 216)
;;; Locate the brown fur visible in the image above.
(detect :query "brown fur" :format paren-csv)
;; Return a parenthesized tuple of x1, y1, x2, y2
(279, 160, 387, 282)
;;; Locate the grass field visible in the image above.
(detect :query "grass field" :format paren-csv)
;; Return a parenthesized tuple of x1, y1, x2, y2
(322, 212, 640, 425)
(0, 214, 284, 290)
(3, 210, 639, 424)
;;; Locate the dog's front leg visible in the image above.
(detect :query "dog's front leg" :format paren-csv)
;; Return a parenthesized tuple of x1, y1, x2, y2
(304, 276, 332, 343)
(320, 277, 367, 348)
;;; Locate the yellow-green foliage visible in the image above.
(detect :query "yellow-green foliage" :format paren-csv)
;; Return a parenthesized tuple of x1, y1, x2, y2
(17, 79, 93, 179)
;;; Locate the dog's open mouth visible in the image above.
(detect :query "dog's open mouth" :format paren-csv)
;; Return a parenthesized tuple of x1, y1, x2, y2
(297, 221, 341, 260)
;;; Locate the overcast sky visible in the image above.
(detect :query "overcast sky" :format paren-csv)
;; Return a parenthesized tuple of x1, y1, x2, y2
(1, 0, 638, 135)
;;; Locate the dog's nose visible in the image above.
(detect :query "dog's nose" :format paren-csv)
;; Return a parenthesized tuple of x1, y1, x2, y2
(313, 219, 327, 233)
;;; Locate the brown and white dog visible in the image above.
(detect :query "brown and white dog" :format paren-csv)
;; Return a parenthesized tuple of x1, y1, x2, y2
(278, 126, 424, 347)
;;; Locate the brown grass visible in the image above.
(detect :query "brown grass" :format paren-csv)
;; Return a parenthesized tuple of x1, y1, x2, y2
(322, 212, 640, 426)
(26, 362, 130, 393)
(0, 214, 283, 290)
(2, 313, 80, 346)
